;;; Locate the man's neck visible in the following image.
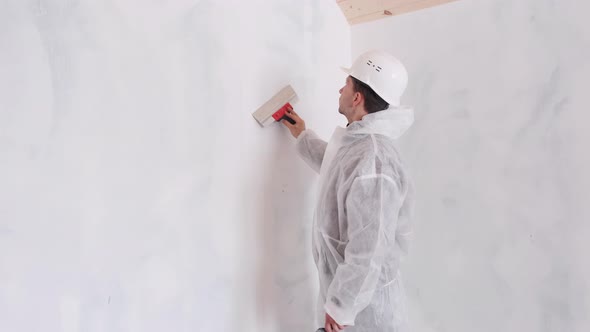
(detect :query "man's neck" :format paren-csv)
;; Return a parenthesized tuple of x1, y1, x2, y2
(346, 108, 369, 124)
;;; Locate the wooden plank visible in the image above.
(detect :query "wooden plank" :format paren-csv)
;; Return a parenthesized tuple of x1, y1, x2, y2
(336, 0, 458, 25)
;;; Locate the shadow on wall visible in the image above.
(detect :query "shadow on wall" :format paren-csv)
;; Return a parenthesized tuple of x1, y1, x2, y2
(254, 129, 317, 332)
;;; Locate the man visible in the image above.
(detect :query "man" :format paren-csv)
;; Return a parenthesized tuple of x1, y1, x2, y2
(282, 50, 415, 332)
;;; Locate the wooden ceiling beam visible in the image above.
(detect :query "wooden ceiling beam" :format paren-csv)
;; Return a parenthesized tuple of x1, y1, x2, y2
(337, 0, 458, 25)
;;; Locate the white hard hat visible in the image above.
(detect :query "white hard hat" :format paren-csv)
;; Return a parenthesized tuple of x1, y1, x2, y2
(341, 50, 408, 106)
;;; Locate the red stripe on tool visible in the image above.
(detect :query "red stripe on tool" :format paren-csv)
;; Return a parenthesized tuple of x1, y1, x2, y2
(272, 102, 292, 121)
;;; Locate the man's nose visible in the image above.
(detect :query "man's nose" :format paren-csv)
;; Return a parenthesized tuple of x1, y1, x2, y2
(339, 87, 343, 94)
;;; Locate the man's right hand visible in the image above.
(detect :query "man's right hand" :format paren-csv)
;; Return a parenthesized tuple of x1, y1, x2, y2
(324, 313, 346, 332)
(281, 106, 306, 138)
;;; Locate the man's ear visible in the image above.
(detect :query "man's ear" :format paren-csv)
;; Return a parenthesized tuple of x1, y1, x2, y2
(353, 91, 364, 107)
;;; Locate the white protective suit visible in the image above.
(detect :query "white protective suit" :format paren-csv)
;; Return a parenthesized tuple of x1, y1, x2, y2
(296, 107, 415, 332)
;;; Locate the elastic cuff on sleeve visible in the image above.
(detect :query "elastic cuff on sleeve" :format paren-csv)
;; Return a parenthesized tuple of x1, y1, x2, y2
(295, 129, 310, 143)
(324, 301, 355, 327)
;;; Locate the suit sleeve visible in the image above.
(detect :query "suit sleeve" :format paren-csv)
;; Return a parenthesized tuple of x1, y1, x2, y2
(295, 129, 327, 174)
(324, 174, 403, 326)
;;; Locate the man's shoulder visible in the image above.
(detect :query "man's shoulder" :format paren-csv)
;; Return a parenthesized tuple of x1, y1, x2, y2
(343, 134, 399, 159)
(338, 134, 404, 176)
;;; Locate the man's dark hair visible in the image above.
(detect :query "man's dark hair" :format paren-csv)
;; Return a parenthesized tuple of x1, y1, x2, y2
(350, 76, 389, 114)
